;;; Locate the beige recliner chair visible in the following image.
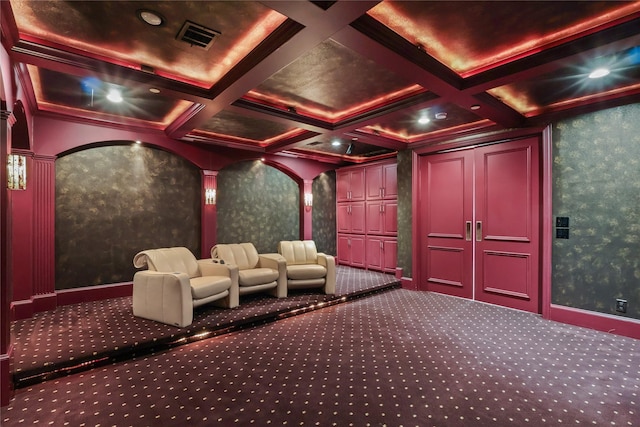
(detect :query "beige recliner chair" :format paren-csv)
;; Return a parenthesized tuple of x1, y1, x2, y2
(278, 240, 336, 295)
(211, 243, 287, 299)
(132, 247, 239, 327)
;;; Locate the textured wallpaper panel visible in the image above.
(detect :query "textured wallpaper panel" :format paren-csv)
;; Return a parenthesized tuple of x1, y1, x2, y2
(552, 104, 640, 319)
(397, 150, 412, 278)
(55, 144, 201, 289)
(312, 171, 336, 255)
(216, 161, 299, 254)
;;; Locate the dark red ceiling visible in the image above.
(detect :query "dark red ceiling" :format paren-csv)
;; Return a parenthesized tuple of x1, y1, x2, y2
(2, 0, 640, 164)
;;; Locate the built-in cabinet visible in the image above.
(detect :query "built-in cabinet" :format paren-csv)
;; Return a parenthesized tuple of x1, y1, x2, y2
(337, 168, 365, 202)
(336, 159, 397, 273)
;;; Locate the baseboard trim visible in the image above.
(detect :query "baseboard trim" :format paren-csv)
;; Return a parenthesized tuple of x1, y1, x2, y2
(56, 282, 132, 306)
(401, 277, 415, 290)
(12, 283, 133, 321)
(549, 304, 640, 340)
(11, 300, 33, 321)
(32, 293, 57, 313)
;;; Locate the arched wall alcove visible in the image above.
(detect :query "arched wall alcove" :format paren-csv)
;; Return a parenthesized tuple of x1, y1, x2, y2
(216, 159, 300, 254)
(55, 142, 201, 289)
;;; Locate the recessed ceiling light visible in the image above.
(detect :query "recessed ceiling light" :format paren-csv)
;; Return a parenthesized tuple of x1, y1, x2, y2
(418, 116, 430, 125)
(331, 140, 341, 146)
(137, 9, 164, 26)
(435, 112, 447, 120)
(135, 140, 142, 144)
(470, 104, 481, 110)
(589, 68, 610, 79)
(106, 88, 123, 103)
(149, 88, 160, 94)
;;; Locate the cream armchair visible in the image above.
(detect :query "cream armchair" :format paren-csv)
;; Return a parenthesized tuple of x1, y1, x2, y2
(211, 243, 287, 299)
(132, 247, 239, 327)
(278, 240, 336, 295)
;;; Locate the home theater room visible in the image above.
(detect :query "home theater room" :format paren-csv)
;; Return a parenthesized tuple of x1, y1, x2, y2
(1, 0, 639, 425)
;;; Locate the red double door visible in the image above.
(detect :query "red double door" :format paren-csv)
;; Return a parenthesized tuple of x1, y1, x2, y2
(418, 137, 541, 313)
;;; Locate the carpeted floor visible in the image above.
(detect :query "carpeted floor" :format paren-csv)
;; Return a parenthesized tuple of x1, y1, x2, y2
(3, 289, 638, 426)
(11, 266, 399, 387)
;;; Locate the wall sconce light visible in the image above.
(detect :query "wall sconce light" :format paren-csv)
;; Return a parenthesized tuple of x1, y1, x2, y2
(205, 188, 216, 205)
(7, 154, 26, 190)
(304, 192, 313, 210)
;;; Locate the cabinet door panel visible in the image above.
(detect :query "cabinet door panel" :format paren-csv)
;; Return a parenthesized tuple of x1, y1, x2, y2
(350, 169, 365, 201)
(337, 172, 350, 202)
(383, 201, 397, 235)
(366, 202, 383, 234)
(366, 237, 383, 270)
(383, 239, 397, 273)
(337, 234, 351, 265)
(382, 163, 397, 199)
(350, 202, 366, 234)
(350, 236, 366, 267)
(366, 164, 383, 200)
(337, 204, 351, 233)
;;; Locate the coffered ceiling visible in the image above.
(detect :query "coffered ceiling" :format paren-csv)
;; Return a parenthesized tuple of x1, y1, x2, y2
(2, 1, 640, 164)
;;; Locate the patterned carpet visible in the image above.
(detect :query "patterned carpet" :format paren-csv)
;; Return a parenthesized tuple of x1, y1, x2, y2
(3, 289, 638, 426)
(11, 266, 398, 387)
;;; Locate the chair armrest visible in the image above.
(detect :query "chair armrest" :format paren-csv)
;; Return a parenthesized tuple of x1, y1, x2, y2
(197, 258, 238, 278)
(258, 253, 288, 298)
(258, 253, 286, 269)
(317, 253, 336, 295)
(198, 259, 240, 307)
(132, 271, 193, 327)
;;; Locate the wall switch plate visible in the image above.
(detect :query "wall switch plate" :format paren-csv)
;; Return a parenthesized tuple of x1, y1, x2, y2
(615, 299, 628, 313)
(556, 228, 569, 239)
(556, 217, 569, 228)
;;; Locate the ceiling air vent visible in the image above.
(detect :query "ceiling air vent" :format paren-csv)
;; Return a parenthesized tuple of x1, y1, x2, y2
(176, 20, 221, 50)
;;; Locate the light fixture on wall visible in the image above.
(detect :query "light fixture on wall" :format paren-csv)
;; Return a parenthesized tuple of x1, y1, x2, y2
(7, 154, 26, 190)
(304, 192, 313, 210)
(205, 188, 216, 205)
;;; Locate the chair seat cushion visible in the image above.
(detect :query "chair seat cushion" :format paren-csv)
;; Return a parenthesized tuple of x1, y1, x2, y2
(190, 276, 231, 299)
(287, 264, 327, 280)
(239, 268, 279, 287)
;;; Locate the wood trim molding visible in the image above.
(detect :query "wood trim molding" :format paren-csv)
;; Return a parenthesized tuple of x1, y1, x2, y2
(549, 304, 640, 340)
(11, 283, 133, 321)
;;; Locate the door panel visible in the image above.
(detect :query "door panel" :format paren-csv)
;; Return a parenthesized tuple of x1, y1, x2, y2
(419, 151, 473, 298)
(481, 250, 531, 299)
(479, 146, 532, 241)
(427, 246, 466, 288)
(419, 137, 540, 313)
(474, 139, 540, 312)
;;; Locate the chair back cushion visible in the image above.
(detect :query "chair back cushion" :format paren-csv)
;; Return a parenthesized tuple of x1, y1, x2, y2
(278, 240, 318, 265)
(133, 247, 200, 279)
(212, 243, 259, 270)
